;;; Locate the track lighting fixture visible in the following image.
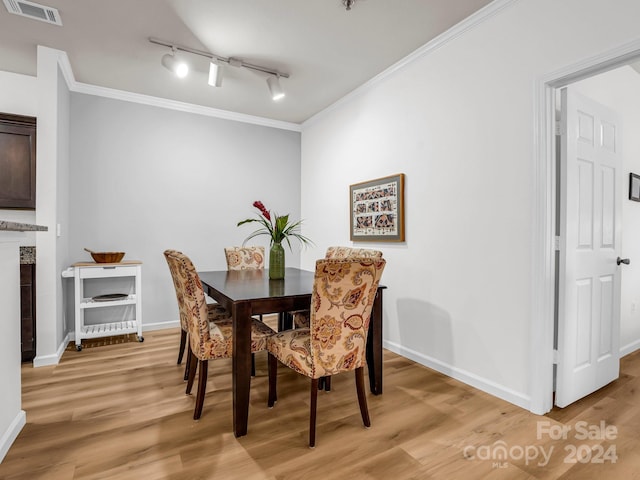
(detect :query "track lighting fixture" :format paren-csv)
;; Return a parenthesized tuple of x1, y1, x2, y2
(208, 60, 223, 87)
(161, 47, 189, 78)
(266, 75, 285, 101)
(150, 37, 288, 101)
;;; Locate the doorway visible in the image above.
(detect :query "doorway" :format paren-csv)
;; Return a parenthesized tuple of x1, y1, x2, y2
(530, 40, 640, 415)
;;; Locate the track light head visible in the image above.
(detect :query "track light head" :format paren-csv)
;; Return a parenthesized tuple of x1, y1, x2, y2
(161, 49, 189, 78)
(208, 60, 223, 87)
(343, 0, 356, 10)
(267, 75, 285, 101)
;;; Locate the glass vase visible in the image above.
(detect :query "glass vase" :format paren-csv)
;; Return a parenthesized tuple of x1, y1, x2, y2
(269, 241, 285, 279)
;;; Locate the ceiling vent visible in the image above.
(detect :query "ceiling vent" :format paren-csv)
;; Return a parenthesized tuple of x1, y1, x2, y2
(3, 0, 62, 25)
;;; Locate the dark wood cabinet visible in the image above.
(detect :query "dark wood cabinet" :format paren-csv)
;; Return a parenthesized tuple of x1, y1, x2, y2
(0, 113, 37, 209)
(20, 263, 36, 362)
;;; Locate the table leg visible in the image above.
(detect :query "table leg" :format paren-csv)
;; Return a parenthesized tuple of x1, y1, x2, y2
(366, 287, 384, 395)
(278, 312, 293, 331)
(232, 301, 252, 437)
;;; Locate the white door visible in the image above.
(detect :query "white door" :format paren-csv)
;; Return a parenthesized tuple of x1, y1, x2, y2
(556, 88, 622, 408)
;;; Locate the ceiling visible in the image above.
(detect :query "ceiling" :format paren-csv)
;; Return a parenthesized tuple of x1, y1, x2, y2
(0, 0, 494, 124)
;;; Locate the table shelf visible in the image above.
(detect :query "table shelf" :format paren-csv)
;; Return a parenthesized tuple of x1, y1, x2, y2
(80, 320, 138, 337)
(80, 294, 137, 309)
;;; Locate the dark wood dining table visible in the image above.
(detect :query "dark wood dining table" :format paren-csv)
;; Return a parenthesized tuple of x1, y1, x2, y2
(198, 267, 386, 438)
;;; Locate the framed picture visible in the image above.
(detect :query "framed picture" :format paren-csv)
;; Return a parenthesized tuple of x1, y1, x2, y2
(350, 173, 405, 242)
(630, 173, 640, 202)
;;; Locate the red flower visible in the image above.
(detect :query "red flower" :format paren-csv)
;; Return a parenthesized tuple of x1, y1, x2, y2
(253, 201, 271, 221)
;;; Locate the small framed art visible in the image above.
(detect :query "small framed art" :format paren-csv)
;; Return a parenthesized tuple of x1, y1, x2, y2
(630, 173, 640, 202)
(350, 173, 405, 242)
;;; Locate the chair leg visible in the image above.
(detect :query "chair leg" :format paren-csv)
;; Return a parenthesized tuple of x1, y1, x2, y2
(184, 342, 192, 381)
(193, 360, 208, 420)
(251, 353, 256, 377)
(355, 367, 371, 428)
(268, 353, 278, 407)
(310, 378, 319, 448)
(185, 350, 198, 395)
(177, 329, 187, 365)
(318, 376, 331, 391)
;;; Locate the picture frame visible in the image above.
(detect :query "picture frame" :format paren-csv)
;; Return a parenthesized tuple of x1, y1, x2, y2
(630, 173, 640, 202)
(350, 173, 405, 242)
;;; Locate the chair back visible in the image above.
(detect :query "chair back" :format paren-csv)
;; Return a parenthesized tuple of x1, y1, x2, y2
(325, 246, 383, 260)
(164, 250, 222, 359)
(224, 246, 265, 270)
(309, 257, 386, 377)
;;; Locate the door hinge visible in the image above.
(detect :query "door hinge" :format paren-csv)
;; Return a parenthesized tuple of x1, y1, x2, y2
(553, 349, 559, 364)
(555, 121, 562, 136)
(554, 236, 561, 251)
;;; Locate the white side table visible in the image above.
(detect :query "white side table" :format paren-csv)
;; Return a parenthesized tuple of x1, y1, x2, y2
(62, 261, 143, 351)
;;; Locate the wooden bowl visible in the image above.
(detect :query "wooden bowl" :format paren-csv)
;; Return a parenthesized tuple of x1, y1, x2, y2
(90, 252, 125, 263)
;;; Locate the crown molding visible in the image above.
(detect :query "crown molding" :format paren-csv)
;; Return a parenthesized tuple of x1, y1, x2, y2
(45, 46, 301, 132)
(302, 0, 520, 128)
(70, 82, 302, 132)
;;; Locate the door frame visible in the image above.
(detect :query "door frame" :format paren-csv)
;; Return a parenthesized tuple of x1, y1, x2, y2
(530, 38, 640, 415)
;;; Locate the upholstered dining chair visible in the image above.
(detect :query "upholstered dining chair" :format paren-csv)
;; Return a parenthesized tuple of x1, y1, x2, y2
(224, 246, 265, 270)
(291, 246, 384, 330)
(164, 249, 275, 420)
(267, 257, 386, 447)
(324, 246, 384, 260)
(165, 251, 230, 380)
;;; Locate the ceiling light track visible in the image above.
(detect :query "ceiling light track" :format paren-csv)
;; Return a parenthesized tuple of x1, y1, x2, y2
(148, 37, 289, 79)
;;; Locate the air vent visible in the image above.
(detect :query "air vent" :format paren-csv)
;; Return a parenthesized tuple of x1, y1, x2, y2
(3, 0, 62, 26)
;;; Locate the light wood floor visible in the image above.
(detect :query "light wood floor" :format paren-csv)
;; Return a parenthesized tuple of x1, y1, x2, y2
(1, 326, 639, 480)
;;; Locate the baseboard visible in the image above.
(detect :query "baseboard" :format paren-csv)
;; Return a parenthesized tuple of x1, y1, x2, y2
(33, 332, 73, 367)
(142, 320, 179, 331)
(0, 410, 25, 463)
(384, 340, 531, 412)
(621, 339, 640, 358)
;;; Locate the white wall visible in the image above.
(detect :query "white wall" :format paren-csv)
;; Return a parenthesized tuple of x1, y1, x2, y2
(0, 71, 36, 462)
(56, 66, 71, 350)
(0, 236, 25, 463)
(571, 66, 640, 356)
(34, 47, 71, 366)
(300, 0, 640, 410)
(68, 93, 302, 330)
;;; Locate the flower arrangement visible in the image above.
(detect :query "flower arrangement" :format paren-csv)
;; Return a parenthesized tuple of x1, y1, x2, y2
(237, 201, 312, 249)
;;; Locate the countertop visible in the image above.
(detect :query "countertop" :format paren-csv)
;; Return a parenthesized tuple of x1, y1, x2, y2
(0, 220, 48, 232)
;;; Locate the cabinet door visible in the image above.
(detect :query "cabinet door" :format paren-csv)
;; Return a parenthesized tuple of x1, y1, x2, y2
(20, 264, 36, 362)
(0, 113, 36, 209)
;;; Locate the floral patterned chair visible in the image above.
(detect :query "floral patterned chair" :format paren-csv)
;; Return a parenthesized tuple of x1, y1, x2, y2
(325, 246, 384, 260)
(224, 246, 265, 270)
(164, 249, 275, 420)
(165, 251, 229, 380)
(291, 246, 384, 330)
(267, 257, 386, 447)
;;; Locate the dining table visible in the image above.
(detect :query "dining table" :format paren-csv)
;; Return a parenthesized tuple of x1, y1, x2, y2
(198, 266, 386, 438)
